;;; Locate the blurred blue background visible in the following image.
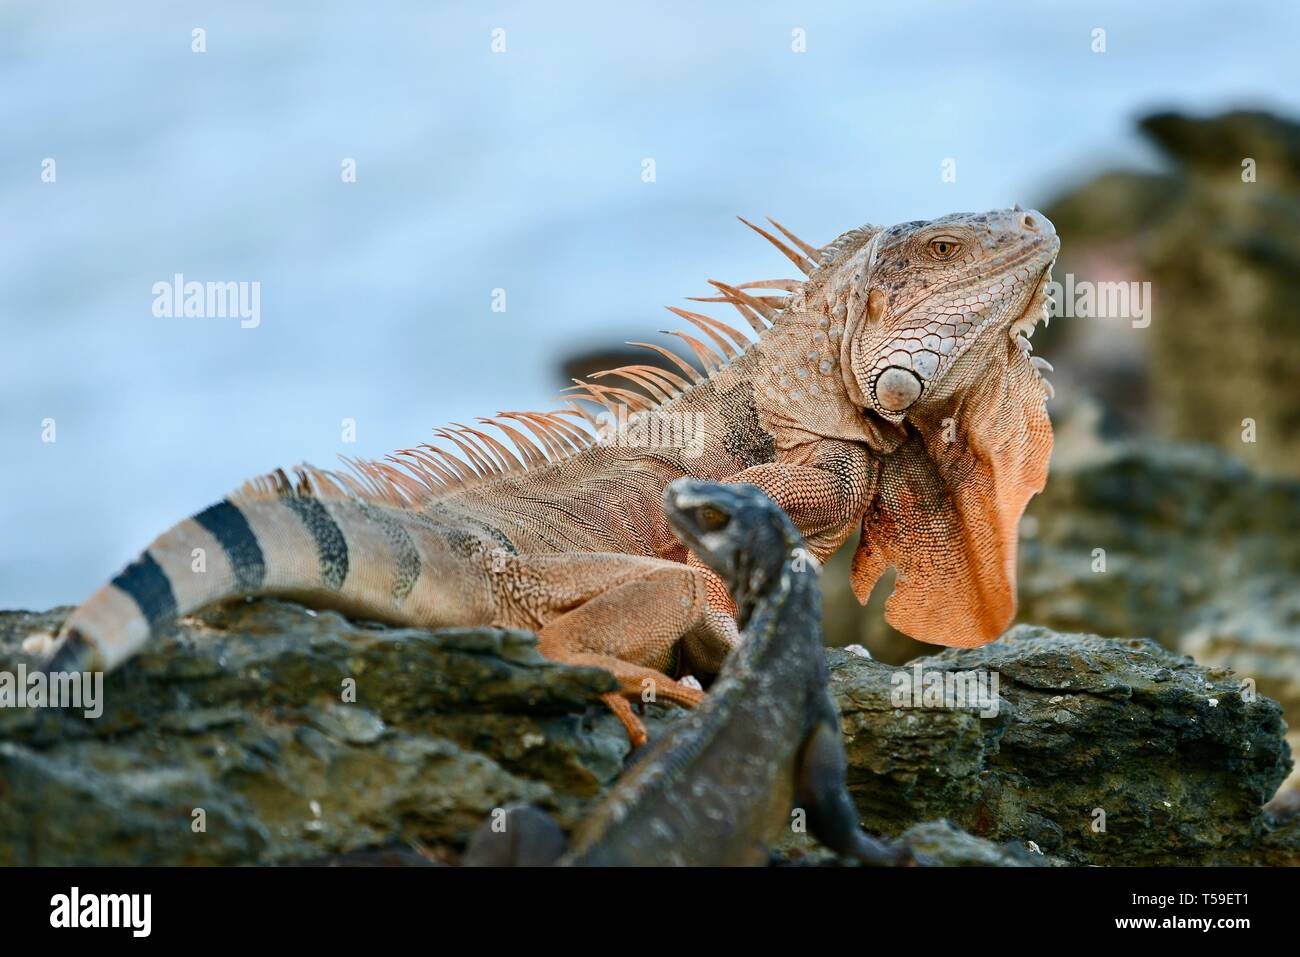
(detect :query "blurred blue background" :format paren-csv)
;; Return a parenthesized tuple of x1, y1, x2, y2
(3, 0, 1298, 608)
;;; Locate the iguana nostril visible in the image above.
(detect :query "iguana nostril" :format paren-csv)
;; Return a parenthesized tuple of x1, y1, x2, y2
(1018, 209, 1057, 236)
(873, 366, 923, 412)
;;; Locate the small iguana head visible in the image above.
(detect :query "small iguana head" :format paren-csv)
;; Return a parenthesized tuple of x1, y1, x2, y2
(663, 479, 801, 616)
(816, 208, 1059, 647)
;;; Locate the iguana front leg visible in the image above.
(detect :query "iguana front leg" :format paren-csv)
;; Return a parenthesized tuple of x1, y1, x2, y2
(721, 440, 876, 558)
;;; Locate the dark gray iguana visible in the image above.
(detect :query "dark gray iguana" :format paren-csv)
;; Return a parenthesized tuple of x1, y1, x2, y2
(463, 478, 903, 866)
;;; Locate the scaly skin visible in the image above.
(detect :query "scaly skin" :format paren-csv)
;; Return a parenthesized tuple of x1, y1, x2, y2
(46, 208, 1059, 744)
(463, 479, 903, 866)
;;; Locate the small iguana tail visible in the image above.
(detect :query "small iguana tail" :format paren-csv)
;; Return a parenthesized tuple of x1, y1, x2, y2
(47, 476, 487, 673)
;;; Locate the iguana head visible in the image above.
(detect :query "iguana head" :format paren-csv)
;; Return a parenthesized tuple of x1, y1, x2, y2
(819, 208, 1059, 647)
(663, 478, 800, 619)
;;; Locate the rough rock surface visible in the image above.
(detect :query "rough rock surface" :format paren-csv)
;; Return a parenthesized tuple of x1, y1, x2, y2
(774, 817, 1053, 868)
(830, 626, 1298, 865)
(896, 819, 1055, 867)
(1, 604, 1294, 865)
(0, 601, 653, 865)
(1019, 441, 1300, 801)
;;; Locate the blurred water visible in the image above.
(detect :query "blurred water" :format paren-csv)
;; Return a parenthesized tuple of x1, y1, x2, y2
(2, 0, 1298, 607)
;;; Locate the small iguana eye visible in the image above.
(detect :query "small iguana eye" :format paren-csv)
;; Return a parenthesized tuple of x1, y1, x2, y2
(928, 238, 960, 260)
(696, 506, 730, 531)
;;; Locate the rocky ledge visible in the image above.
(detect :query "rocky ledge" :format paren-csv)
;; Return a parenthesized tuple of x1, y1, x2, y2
(1, 602, 1295, 866)
(831, 627, 1297, 865)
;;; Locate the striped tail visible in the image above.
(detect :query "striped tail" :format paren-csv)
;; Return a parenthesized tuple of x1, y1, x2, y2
(47, 487, 486, 673)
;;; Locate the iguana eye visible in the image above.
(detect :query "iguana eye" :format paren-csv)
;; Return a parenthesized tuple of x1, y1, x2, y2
(928, 238, 960, 260)
(696, 506, 730, 531)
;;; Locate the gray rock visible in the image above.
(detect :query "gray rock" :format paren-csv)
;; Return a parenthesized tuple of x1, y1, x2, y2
(1, 602, 1295, 865)
(897, 819, 1055, 867)
(1019, 441, 1300, 801)
(829, 625, 1300, 865)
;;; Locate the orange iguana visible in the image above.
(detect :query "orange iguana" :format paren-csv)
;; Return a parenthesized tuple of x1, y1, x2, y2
(45, 207, 1058, 744)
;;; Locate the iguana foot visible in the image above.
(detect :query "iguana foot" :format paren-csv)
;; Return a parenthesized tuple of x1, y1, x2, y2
(601, 692, 648, 747)
(536, 641, 706, 746)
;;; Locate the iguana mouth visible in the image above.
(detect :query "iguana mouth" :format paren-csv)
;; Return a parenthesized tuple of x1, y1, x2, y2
(1006, 258, 1057, 399)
